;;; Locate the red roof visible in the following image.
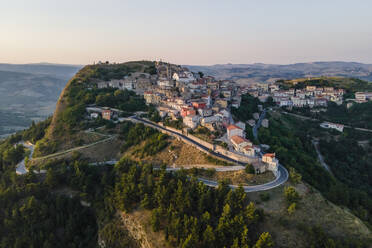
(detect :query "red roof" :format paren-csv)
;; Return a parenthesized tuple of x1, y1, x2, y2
(227, 124, 242, 131)
(231, 135, 248, 145)
(243, 145, 253, 151)
(263, 153, 275, 158)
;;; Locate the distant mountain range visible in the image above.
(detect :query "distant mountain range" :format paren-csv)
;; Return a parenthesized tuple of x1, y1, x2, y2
(0, 63, 82, 137)
(186, 61, 372, 84)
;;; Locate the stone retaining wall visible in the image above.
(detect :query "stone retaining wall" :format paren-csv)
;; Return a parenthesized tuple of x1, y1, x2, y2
(136, 118, 259, 164)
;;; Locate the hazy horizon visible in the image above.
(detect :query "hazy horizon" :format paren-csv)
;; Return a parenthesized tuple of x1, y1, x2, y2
(1, 0, 372, 65)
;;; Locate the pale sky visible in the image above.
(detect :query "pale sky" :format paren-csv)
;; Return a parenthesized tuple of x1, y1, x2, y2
(1, 0, 372, 65)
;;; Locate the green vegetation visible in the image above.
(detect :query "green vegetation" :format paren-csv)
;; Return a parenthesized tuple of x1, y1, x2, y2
(164, 117, 183, 130)
(53, 61, 154, 132)
(290, 101, 372, 129)
(245, 164, 255, 174)
(258, 115, 332, 193)
(22, 118, 51, 144)
(120, 122, 169, 157)
(259, 113, 372, 226)
(319, 135, 372, 224)
(289, 167, 302, 185)
(0, 115, 369, 247)
(284, 186, 301, 205)
(278, 77, 372, 93)
(111, 160, 268, 248)
(321, 101, 372, 129)
(231, 94, 260, 122)
(0, 139, 25, 171)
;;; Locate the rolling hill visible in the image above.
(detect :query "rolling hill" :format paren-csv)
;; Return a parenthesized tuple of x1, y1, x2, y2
(186, 61, 372, 84)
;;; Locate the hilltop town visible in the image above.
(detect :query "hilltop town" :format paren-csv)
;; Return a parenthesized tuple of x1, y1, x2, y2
(83, 61, 372, 175)
(86, 61, 281, 175)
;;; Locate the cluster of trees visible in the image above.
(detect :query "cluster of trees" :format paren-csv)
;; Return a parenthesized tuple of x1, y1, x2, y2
(111, 159, 273, 248)
(322, 101, 372, 129)
(119, 122, 169, 158)
(284, 186, 300, 215)
(0, 121, 370, 248)
(291, 101, 372, 130)
(94, 88, 147, 113)
(0, 160, 98, 247)
(0, 139, 25, 171)
(320, 136, 372, 224)
(22, 117, 51, 144)
(231, 94, 260, 122)
(164, 117, 183, 130)
(258, 115, 333, 192)
(86, 61, 156, 81)
(52, 61, 153, 135)
(259, 114, 372, 226)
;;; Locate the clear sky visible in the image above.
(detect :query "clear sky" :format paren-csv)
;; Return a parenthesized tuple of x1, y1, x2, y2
(1, 0, 372, 65)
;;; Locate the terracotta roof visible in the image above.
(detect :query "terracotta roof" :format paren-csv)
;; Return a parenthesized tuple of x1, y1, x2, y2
(227, 124, 241, 131)
(243, 145, 253, 151)
(231, 135, 248, 145)
(263, 153, 275, 158)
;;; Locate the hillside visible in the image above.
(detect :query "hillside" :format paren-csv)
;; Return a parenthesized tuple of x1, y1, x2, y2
(1, 61, 370, 247)
(37, 61, 156, 156)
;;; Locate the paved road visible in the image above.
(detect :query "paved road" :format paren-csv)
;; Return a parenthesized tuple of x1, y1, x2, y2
(32, 135, 116, 161)
(196, 164, 288, 192)
(16, 142, 34, 175)
(129, 116, 289, 192)
(91, 161, 287, 193)
(312, 140, 333, 175)
(253, 109, 267, 140)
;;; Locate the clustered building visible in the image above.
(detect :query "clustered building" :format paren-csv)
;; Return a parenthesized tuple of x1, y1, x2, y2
(244, 82, 345, 108)
(141, 62, 242, 134)
(94, 61, 280, 174)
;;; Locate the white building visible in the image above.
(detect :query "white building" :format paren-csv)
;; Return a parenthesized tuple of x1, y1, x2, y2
(320, 122, 344, 132)
(235, 121, 246, 130)
(262, 153, 279, 174)
(230, 135, 255, 156)
(227, 124, 244, 139)
(183, 115, 200, 129)
(201, 116, 220, 126)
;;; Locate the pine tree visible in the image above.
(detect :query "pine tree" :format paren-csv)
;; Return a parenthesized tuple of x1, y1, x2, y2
(254, 232, 274, 248)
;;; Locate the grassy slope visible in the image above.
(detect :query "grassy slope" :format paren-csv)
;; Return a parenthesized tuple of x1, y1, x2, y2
(36, 61, 154, 156)
(250, 182, 371, 247)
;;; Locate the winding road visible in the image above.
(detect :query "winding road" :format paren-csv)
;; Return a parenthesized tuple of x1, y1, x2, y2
(17, 114, 288, 192)
(16, 142, 34, 175)
(129, 115, 289, 192)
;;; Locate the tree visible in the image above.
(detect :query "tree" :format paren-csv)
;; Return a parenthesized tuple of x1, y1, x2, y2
(287, 202, 296, 215)
(198, 71, 204, 78)
(151, 208, 161, 232)
(202, 225, 215, 247)
(289, 167, 302, 184)
(182, 234, 197, 248)
(284, 186, 300, 205)
(254, 232, 274, 248)
(45, 168, 57, 188)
